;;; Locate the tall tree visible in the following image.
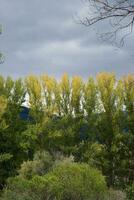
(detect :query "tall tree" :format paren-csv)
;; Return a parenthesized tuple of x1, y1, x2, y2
(96, 72, 117, 186)
(71, 76, 83, 116)
(0, 77, 28, 188)
(41, 75, 56, 116)
(60, 74, 71, 115)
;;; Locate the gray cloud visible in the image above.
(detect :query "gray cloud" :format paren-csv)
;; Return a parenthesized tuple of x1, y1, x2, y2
(0, 0, 134, 78)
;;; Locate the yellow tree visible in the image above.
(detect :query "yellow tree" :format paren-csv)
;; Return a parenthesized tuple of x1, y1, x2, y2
(53, 79, 62, 116)
(96, 72, 117, 186)
(26, 75, 42, 122)
(83, 77, 97, 117)
(0, 95, 7, 120)
(121, 74, 134, 185)
(97, 72, 116, 115)
(122, 74, 134, 118)
(60, 74, 71, 115)
(4, 77, 14, 99)
(0, 75, 5, 95)
(71, 76, 83, 116)
(26, 75, 42, 106)
(41, 75, 56, 116)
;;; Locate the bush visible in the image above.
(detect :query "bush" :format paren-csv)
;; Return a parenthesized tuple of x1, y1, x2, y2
(1, 160, 107, 200)
(126, 183, 134, 200)
(52, 161, 107, 200)
(19, 151, 53, 179)
(0, 175, 62, 200)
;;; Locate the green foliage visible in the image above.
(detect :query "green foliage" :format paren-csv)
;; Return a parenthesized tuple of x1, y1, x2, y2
(74, 142, 106, 169)
(19, 151, 53, 179)
(0, 175, 62, 200)
(126, 183, 134, 200)
(0, 154, 13, 163)
(0, 159, 107, 200)
(0, 72, 134, 191)
(52, 161, 107, 200)
(0, 77, 28, 188)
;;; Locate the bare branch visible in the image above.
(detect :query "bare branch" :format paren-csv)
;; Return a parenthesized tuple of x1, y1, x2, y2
(80, 0, 134, 46)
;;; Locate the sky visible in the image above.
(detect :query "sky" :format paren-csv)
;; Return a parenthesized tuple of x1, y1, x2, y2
(0, 0, 134, 79)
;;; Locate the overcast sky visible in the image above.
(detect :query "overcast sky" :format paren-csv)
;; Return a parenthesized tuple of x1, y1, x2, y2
(0, 0, 134, 78)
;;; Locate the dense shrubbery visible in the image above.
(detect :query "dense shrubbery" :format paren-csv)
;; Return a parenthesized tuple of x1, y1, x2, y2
(19, 151, 54, 179)
(126, 184, 134, 200)
(0, 72, 133, 198)
(0, 154, 107, 200)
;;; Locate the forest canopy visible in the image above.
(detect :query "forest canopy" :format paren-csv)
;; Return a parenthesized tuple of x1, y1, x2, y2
(0, 72, 134, 199)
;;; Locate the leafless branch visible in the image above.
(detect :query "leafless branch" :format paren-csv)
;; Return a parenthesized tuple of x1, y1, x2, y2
(80, 0, 134, 46)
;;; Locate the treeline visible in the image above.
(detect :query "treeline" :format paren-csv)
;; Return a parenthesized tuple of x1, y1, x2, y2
(0, 72, 134, 192)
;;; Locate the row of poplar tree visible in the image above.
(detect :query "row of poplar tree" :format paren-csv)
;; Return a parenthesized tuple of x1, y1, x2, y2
(0, 72, 134, 189)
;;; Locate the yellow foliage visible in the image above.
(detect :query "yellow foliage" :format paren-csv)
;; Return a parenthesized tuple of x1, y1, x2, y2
(96, 72, 116, 112)
(26, 75, 42, 105)
(71, 76, 83, 114)
(122, 74, 134, 113)
(83, 77, 97, 114)
(0, 95, 7, 118)
(60, 73, 70, 94)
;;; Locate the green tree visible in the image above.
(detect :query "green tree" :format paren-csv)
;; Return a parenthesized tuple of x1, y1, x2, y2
(0, 77, 28, 188)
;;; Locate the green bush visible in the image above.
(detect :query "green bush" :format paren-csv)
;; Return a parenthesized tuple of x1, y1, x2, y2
(1, 160, 107, 200)
(52, 161, 107, 200)
(126, 183, 134, 200)
(0, 175, 62, 200)
(19, 151, 53, 179)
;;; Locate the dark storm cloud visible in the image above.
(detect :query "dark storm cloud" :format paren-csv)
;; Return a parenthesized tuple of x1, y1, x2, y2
(0, 0, 134, 78)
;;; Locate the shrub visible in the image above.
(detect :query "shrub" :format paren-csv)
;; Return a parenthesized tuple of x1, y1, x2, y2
(0, 177, 37, 200)
(1, 160, 107, 200)
(19, 151, 53, 179)
(0, 175, 62, 200)
(126, 183, 134, 200)
(52, 161, 107, 200)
